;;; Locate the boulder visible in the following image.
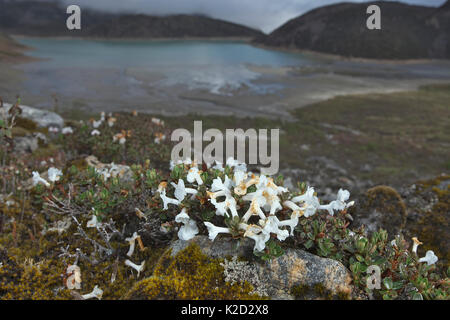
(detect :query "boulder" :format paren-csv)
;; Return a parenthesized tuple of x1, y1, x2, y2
(168, 236, 354, 300)
(85, 155, 134, 183)
(13, 135, 38, 153)
(350, 185, 407, 236)
(3, 103, 64, 128)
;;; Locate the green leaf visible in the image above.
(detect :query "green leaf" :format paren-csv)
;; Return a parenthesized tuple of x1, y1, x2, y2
(304, 239, 314, 249)
(412, 292, 423, 300)
(392, 281, 404, 290)
(373, 256, 387, 265)
(383, 277, 393, 290)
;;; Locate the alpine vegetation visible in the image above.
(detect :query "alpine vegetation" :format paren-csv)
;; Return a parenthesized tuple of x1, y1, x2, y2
(161, 158, 355, 253)
(1, 108, 448, 300)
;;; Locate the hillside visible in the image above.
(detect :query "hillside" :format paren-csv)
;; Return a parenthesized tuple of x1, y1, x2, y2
(0, 32, 31, 62)
(0, 0, 263, 39)
(254, 1, 450, 60)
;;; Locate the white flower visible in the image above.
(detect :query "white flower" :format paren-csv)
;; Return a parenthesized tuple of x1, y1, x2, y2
(210, 196, 239, 218)
(280, 201, 304, 235)
(261, 216, 289, 241)
(92, 120, 102, 129)
(158, 181, 168, 193)
(318, 189, 354, 216)
(125, 259, 145, 277)
(233, 171, 248, 186)
(291, 187, 320, 217)
(86, 215, 99, 228)
(95, 168, 111, 181)
(107, 117, 116, 127)
(82, 285, 103, 300)
(211, 176, 233, 193)
(204, 222, 231, 241)
(152, 117, 164, 126)
(91, 129, 101, 136)
(243, 227, 270, 252)
(211, 160, 224, 172)
(234, 174, 259, 196)
(412, 237, 423, 254)
(171, 179, 197, 202)
(226, 157, 247, 172)
(187, 167, 203, 185)
(159, 189, 181, 210)
(278, 216, 299, 236)
(242, 197, 267, 222)
(175, 208, 199, 241)
(125, 232, 140, 257)
(154, 133, 166, 144)
(65, 265, 82, 290)
(418, 250, 438, 266)
(62, 127, 73, 134)
(32, 171, 50, 187)
(47, 167, 62, 182)
(48, 126, 59, 133)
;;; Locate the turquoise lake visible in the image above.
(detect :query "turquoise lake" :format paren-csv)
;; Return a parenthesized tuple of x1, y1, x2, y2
(14, 37, 321, 94)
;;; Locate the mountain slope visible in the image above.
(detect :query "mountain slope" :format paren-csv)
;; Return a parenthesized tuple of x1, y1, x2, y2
(0, 0, 262, 38)
(254, 1, 449, 59)
(0, 32, 30, 62)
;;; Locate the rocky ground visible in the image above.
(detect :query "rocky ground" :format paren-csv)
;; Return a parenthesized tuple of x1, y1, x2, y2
(0, 102, 448, 300)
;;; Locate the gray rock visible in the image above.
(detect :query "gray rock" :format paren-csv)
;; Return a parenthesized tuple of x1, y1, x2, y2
(3, 103, 64, 128)
(85, 155, 134, 183)
(13, 135, 38, 153)
(168, 236, 353, 300)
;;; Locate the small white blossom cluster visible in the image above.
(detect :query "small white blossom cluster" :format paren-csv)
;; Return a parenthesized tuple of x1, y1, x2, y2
(161, 158, 355, 252)
(94, 163, 126, 181)
(89, 111, 116, 136)
(220, 256, 269, 297)
(32, 167, 63, 188)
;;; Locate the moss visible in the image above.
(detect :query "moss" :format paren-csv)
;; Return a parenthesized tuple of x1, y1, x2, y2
(15, 117, 38, 131)
(290, 283, 338, 300)
(290, 284, 309, 298)
(354, 185, 407, 235)
(409, 176, 449, 267)
(65, 158, 88, 172)
(32, 143, 59, 158)
(0, 251, 72, 300)
(11, 126, 30, 137)
(124, 243, 264, 300)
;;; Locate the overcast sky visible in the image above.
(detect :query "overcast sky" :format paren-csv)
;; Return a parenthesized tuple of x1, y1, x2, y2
(59, 0, 447, 33)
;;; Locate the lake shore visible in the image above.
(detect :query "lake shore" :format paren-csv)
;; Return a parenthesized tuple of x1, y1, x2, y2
(1, 36, 450, 121)
(251, 42, 450, 65)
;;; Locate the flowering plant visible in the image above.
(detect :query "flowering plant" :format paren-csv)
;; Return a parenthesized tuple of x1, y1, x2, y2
(156, 158, 355, 254)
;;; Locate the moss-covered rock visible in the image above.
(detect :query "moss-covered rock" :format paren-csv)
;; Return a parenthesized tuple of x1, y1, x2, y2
(402, 175, 449, 267)
(350, 185, 407, 236)
(124, 243, 262, 300)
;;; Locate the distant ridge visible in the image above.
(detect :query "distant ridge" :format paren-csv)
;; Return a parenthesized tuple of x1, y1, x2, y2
(254, 1, 450, 60)
(0, 0, 263, 39)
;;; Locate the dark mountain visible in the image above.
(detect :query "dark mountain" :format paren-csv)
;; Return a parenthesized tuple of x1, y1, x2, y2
(254, 1, 450, 59)
(426, 0, 450, 58)
(0, 0, 262, 38)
